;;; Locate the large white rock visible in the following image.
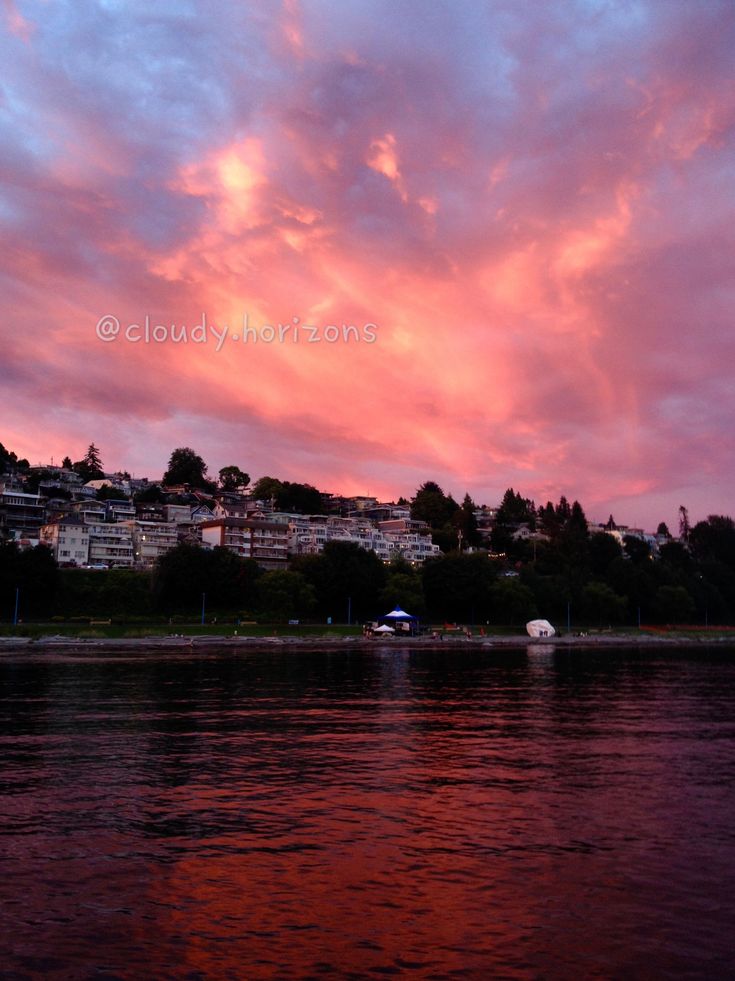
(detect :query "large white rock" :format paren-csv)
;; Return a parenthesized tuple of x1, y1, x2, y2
(526, 619, 556, 638)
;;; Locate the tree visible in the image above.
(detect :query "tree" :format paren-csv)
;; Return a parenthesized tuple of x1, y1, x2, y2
(378, 560, 426, 617)
(496, 488, 536, 528)
(163, 447, 211, 489)
(252, 476, 283, 502)
(0, 541, 59, 619)
(73, 443, 104, 482)
(658, 541, 691, 570)
(134, 484, 164, 504)
(657, 522, 671, 537)
(61, 456, 73, 470)
(257, 570, 316, 621)
(152, 544, 261, 612)
(689, 516, 735, 569)
(97, 484, 128, 502)
(452, 493, 481, 549)
(292, 541, 386, 621)
(219, 466, 250, 492)
(538, 502, 561, 539)
(275, 482, 324, 514)
(623, 535, 651, 564)
(411, 482, 459, 531)
(422, 553, 496, 622)
(0, 442, 29, 472)
(589, 532, 623, 576)
(581, 582, 627, 626)
(679, 505, 690, 542)
(490, 577, 537, 626)
(655, 585, 695, 624)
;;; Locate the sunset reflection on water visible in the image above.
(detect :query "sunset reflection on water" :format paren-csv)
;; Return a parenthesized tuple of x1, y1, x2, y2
(1, 646, 733, 979)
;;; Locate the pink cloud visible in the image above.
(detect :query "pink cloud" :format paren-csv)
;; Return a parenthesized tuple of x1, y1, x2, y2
(2, 2, 735, 529)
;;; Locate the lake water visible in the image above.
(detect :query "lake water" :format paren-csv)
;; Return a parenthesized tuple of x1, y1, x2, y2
(1, 644, 734, 979)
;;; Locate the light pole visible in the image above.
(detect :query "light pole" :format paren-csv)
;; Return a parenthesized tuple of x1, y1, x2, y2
(13, 586, 20, 626)
(347, 596, 352, 626)
(201, 592, 206, 626)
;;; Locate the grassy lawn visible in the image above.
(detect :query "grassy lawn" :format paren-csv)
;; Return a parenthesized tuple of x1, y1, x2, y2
(0, 621, 365, 639)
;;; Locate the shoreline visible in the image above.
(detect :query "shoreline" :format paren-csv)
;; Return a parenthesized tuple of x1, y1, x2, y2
(1, 631, 734, 655)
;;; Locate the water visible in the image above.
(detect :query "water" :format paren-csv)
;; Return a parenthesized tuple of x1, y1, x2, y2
(1, 645, 734, 979)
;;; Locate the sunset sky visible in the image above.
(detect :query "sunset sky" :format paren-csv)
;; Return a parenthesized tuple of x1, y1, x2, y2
(2, 0, 734, 528)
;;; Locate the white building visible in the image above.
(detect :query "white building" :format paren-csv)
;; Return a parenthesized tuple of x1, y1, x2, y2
(40, 516, 90, 566)
(287, 514, 440, 564)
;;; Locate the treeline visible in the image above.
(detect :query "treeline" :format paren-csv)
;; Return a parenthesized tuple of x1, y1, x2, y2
(4, 517, 735, 627)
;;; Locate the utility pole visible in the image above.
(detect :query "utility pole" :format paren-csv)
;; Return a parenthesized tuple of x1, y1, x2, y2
(13, 587, 20, 626)
(201, 592, 206, 625)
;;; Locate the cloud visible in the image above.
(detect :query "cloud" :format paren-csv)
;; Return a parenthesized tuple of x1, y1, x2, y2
(2, 0, 735, 527)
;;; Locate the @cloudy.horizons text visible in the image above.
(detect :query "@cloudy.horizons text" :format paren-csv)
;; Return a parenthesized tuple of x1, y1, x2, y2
(95, 314, 378, 351)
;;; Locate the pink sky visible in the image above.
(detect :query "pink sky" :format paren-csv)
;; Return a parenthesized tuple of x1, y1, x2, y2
(2, 1, 734, 529)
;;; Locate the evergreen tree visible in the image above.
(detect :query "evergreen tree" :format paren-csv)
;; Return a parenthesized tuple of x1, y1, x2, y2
(73, 443, 104, 482)
(451, 493, 480, 548)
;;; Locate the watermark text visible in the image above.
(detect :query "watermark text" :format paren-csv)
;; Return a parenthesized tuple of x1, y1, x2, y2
(95, 313, 378, 351)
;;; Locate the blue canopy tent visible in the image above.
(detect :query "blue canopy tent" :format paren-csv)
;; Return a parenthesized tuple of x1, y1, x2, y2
(379, 605, 419, 636)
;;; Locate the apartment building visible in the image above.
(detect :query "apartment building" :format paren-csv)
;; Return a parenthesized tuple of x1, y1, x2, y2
(0, 486, 46, 539)
(200, 518, 289, 570)
(124, 520, 178, 568)
(288, 514, 440, 564)
(86, 522, 135, 567)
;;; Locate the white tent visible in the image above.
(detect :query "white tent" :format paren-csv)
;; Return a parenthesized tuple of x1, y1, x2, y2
(374, 624, 395, 634)
(381, 606, 416, 621)
(526, 619, 556, 638)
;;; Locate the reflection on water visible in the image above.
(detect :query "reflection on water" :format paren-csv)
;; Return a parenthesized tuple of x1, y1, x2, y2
(1, 646, 734, 979)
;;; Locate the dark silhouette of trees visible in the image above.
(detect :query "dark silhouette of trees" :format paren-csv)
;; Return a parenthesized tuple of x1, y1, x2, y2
(162, 448, 213, 490)
(152, 544, 261, 613)
(410, 482, 460, 551)
(257, 570, 316, 621)
(422, 553, 496, 622)
(0, 541, 58, 619)
(251, 477, 324, 513)
(292, 541, 385, 621)
(73, 443, 104, 482)
(219, 466, 250, 491)
(0, 442, 30, 472)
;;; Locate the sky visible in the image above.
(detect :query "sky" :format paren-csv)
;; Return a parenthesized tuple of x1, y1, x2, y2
(1, 0, 734, 530)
